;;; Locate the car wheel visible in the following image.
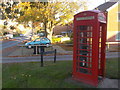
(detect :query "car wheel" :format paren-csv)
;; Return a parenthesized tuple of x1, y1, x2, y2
(46, 44, 50, 47)
(28, 45, 32, 49)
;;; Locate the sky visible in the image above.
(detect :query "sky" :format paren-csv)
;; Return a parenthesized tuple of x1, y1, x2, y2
(87, 0, 110, 10)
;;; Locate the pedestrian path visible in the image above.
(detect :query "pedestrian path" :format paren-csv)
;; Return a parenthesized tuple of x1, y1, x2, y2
(106, 52, 119, 58)
(2, 52, 119, 64)
(52, 45, 72, 54)
(53, 45, 67, 53)
(98, 78, 119, 88)
(2, 55, 72, 63)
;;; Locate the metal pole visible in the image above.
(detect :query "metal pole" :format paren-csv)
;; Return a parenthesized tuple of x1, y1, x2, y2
(54, 49, 56, 63)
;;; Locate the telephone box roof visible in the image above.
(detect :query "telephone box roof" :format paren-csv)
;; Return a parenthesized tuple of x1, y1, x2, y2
(75, 10, 102, 16)
(74, 10, 106, 23)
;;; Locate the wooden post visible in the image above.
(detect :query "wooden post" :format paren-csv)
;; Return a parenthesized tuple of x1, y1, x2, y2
(41, 50, 43, 67)
(54, 49, 56, 63)
(36, 46, 37, 55)
(40, 46, 44, 67)
(22, 46, 23, 56)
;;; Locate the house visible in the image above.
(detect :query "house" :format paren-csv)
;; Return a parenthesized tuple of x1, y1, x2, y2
(95, 0, 120, 44)
(53, 24, 73, 36)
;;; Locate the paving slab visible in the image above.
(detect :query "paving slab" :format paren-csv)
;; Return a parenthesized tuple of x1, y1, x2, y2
(98, 78, 119, 88)
(65, 77, 119, 88)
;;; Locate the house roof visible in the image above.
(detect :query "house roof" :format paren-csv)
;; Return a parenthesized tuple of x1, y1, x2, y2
(95, 1, 117, 11)
(53, 25, 72, 35)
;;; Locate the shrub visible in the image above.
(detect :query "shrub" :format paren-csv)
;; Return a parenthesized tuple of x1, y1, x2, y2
(62, 40, 73, 44)
(52, 37, 61, 43)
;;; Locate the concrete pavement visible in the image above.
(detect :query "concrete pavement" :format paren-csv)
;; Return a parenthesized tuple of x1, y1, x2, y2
(2, 51, 119, 63)
(2, 55, 72, 63)
(98, 78, 119, 88)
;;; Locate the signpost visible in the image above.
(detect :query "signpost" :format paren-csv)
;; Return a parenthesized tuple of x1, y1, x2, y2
(18, 44, 57, 67)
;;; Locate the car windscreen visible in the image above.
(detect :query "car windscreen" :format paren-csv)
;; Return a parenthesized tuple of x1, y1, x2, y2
(35, 38, 40, 41)
(41, 38, 48, 41)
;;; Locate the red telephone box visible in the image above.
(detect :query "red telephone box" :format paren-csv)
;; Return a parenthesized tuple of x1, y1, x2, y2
(72, 10, 107, 86)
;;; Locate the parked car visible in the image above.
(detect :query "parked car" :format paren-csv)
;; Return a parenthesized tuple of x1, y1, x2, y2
(0, 36, 3, 40)
(25, 37, 51, 48)
(5, 34, 13, 39)
(20, 34, 24, 37)
(55, 35, 63, 38)
(61, 37, 70, 42)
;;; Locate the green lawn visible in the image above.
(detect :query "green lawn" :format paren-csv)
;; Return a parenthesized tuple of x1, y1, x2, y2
(2, 58, 119, 88)
(106, 58, 119, 79)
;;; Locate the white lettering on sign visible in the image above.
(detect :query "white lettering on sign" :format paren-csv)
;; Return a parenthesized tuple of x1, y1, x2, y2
(76, 16, 95, 21)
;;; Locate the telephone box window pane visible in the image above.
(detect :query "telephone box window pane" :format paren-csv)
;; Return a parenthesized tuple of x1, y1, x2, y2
(80, 26, 88, 30)
(79, 68, 92, 75)
(79, 56, 87, 61)
(80, 38, 87, 43)
(79, 62, 87, 67)
(79, 57, 88, 66)
(79, 50, 89, 55)
(89, 32, 92, 37)
(79, 68, 88, 73)
(79, 56, 92, 68)
(79, 45, 89, 49)
(118, 13, 120, 21)
(79, 32, 92, 37)
(79, 26, 93, 31)
(79, 56, 88, 61)
(90, 38, 92, 44)
(80, 32, 84, 37)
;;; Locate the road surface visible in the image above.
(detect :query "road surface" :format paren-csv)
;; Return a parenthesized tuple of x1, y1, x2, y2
(2, 52, 119, 63)
(1, 36, 29, 56)
(0, 37, 28, 50)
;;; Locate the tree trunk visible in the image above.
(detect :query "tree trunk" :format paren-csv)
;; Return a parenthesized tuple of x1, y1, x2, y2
(47, 26, 54, 43)
(44, 22, 47, 37)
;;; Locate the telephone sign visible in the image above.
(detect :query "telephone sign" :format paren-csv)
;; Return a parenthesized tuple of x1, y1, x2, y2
(76, 16, 95, 21)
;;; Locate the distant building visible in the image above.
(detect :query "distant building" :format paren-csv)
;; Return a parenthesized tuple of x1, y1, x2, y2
(53, 24, 73, 36)
(95, 0, 120, 44)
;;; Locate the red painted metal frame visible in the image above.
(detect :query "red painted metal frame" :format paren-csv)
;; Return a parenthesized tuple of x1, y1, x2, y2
(72, 10, 107, 87)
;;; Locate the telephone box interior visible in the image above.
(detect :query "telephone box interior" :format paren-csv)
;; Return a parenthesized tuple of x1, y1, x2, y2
(72, 10, 107, 86)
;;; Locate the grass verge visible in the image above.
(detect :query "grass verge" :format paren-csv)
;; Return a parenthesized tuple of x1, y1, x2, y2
(106, 58, 119, 79)
(58, 44, 73, 51)
(2, 58, 119, 88)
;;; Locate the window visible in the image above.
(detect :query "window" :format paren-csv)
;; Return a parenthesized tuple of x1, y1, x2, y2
(118, 13, 120, 22)
(116, 31, 120, 41)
